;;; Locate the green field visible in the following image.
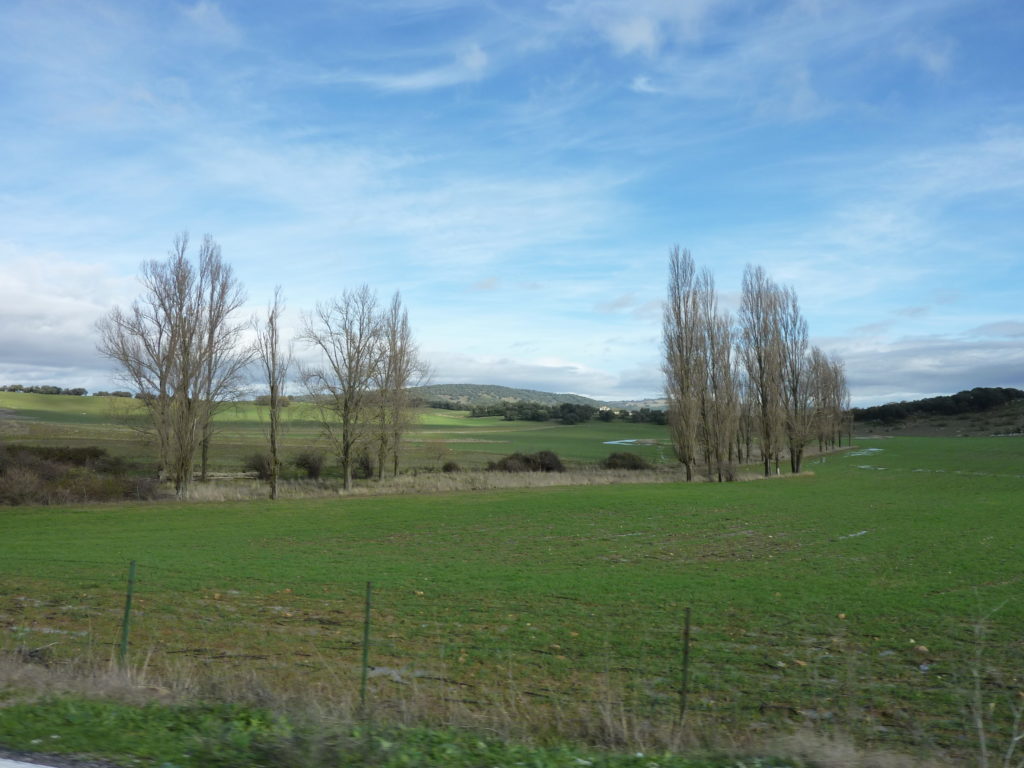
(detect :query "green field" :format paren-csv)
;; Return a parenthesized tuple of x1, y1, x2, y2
(0, 392, 672, 473)
(2, 432, 1022, 761)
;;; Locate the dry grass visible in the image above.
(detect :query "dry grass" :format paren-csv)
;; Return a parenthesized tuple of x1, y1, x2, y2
(182, 467, 687, 502)
(0, 650, 953, 768)
(178, 465, 802, 502)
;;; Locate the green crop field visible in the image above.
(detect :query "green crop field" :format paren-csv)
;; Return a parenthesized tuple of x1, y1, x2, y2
(2, 433, 1022, 762)
(0, 392, 672, 472)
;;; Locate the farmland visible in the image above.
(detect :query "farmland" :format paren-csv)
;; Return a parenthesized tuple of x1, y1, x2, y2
(2, 398, 1023, 763)
(0, 391, 672, 474)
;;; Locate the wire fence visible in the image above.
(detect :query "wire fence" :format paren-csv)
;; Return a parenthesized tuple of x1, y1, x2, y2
(2, 557, 1018, 753)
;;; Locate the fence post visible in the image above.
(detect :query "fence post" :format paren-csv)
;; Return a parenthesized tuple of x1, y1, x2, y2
(678, 606, 692, 725)
(118, 560, 137, 669)
(360, 581, 373, 714)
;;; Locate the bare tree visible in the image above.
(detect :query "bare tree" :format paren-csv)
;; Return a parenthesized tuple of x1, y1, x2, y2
(778, 287, 814, 473)
(735, 372, 755, 464)
(809, 345, 832, 452)
(300, 286, 384, 490)
(372, 292, 428, 479)
(835, 356, 852, 446)
(739, 265, 785, 477)
(253, 287, 291, 499)
(662, 247, 701, 480)
(197, 241, 251, 481)
(695, 269, 738, 481)
(97, 233, 248, 498)
(663, 248, 738, 481)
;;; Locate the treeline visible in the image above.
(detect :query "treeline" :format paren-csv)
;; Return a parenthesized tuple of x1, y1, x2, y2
(464, 402, 668, 425)
(469, 402, 598, 423)
(663, 248, 849, 482)
(852, 387, 1024, 424)
(1, 384, 90, 396)
(0, 385, 139, 397)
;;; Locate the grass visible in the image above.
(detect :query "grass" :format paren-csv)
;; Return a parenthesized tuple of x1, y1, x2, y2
(0, 693, 806, 768)
(2, 436, 1022, 764)
(0, 392, 672, 474)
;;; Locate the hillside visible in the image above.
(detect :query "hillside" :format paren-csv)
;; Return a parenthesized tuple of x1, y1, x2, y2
(606, 396, 668, 410)
(852, 386, 1024, 436)
(411, 383, 668, 411)
(411, 383, 604, 408)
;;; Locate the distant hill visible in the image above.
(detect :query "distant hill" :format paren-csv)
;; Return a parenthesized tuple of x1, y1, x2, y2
(411, 384, 604, 408)
(607, 397, 668, 411)
(852, 387, 1024, 437)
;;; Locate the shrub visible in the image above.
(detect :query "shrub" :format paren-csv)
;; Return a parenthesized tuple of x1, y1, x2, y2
(492, 453, 531, 472)
(0, 465, 47, 505)
(441, 461, 461, 473)
(294, 451, 325, 480)
(491, 451, 564, 473)
(55, 467, 131, 502)
(94, 454, 131, 475)
(534, 450, 564, 472)
(244, 452, 275, 481)
(128, 476, 162, 501)
(351, 450, 374, 480)
(2, 445, 108, 467)
(0, 445, 154, 505)
(601, 452, 651, 470)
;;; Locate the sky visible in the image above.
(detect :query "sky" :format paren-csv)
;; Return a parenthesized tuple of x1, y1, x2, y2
(0, 0, 1021, 407)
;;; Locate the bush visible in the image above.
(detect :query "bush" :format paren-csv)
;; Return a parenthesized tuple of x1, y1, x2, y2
(600, 452, 651, 470)
(441, 461, 461, 473)
(0, 459, 149, 505)
(351, 450, 374, 480)
(534, 450, 564, 472)
(244, 452, 274, 481)
(0, 465, 47, 505)
(2, 445, 108, 467)
(491, 451, 564, 473)
(294, 451, 325, 480)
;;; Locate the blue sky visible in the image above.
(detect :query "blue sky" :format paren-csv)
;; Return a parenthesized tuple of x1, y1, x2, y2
(0, 0, 1021, 406)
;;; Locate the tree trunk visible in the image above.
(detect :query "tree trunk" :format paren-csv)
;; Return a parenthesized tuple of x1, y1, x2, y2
(200, 433, 210, 482)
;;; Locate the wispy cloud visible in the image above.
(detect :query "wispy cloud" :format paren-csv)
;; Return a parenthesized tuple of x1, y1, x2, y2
(471, 277, 499, 291)
(0, 0, 1019, 401)
(319, 43, 488, 91)
(180, 1, 242, 47)
(971, 321, 1024, 339)
(560, 0, 725, 57)
(575, 0, 964, 122)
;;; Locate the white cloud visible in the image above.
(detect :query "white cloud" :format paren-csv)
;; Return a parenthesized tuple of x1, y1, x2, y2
(426, 350, 626, 399)
(971, 321, 1024, 339)
(630, 75, 663, 94)
(181, 1, 242, 46)
(562, 0, 725, 57)
(606, 15, 660, 57)
(897, 37, 954, 75)
(0, 249, 136, 386)
(321, 43, 489, 91)
(841, 333, 1024, 404)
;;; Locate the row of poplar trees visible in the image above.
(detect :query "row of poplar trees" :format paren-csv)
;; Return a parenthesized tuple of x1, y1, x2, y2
(97, 233, 426, 499)
(663, 247, 849, 482)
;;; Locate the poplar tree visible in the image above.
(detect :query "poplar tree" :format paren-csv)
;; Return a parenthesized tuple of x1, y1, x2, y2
(254, 287, 291, 499)
(738, 265, 785, 477)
